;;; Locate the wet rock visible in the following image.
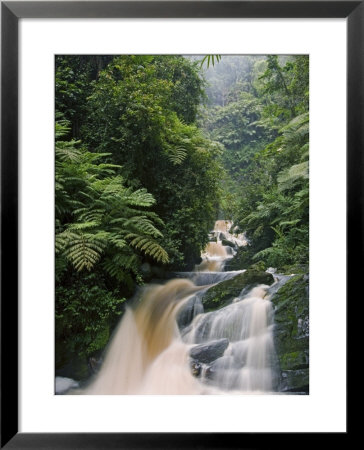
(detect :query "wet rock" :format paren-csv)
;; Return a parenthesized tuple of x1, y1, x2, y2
(190, 338, 229, 364)
(250, 261, 266, 271)
(177, 294, 204, 329)
(190, 361, 202, 377)
(224, 246, 235, 256)
(55, 376, 79, 395)
(280, 369, 309, 393)
(88, 356, 103, 374)
(204, 365, 215, 380)
(201, 266, 274, 312)
(185, 316, 213, 343)
(279, 350, 309, 371)
(221, 239, 236, 248)
(271, 274, 309, 393)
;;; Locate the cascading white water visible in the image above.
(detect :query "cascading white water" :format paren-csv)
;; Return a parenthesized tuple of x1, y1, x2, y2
(183, 285, 276, 392)
(67, 220, 278, 395)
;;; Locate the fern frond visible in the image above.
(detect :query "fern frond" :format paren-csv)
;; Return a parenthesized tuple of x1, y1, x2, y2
(103, 253, 140, 280)
(127, 234, 169, 263)
(55, 142, 82, 162)
(123, 189, 156, 207)
(277, 161, 309, 191)
(68, 221, 99, 231)
(55, 120, 71, 139)
(124, 216, 163, 238)
(75, 208, 105, 224)
(64, 233, 106, 271)
(55, 230, 79, 253)
(167, 147, 187, 165)
(108, 233, 127, 249)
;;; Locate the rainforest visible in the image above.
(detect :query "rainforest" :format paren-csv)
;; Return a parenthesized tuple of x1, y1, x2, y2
(55, 55, 309, 395)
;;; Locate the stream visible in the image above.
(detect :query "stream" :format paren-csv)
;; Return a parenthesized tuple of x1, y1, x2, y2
(57, 220, 291, 395)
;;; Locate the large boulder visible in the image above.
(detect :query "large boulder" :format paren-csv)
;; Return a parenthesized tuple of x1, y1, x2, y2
(280, 369, 309, 393)
(201, 266, 274, 312)
(189, 338, 229, 364)
(271, 274, 309, 393)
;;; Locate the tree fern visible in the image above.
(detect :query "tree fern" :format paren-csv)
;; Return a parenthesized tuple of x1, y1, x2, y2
(56, 118, 169, 277)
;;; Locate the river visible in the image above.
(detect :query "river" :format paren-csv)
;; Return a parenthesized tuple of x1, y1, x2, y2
(58, 220, 289, 395)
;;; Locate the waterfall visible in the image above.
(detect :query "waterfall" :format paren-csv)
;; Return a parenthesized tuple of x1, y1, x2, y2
(183, 285, 276, 392)
(69, 220, 279, 395)
(83, 279, 206, 394)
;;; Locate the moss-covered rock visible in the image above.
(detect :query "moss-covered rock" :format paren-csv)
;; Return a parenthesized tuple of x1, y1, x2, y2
(279, 264, 309, 276)
(223, 245, 256, 271)
(201, 267, 274, 312)
(271, 274, 309, 392)
(279, 350, 309, 371)
(249, 261, 267, 272)
(281, 369, 309, 393)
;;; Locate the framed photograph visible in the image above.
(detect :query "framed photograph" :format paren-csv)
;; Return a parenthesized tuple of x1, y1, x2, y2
(1, 0, 357, 447)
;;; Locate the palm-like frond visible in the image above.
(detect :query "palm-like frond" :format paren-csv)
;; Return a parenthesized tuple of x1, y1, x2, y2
(63, 233, 107, 271)
(167, 146, 188, 165)
(200, 55, 222, 68)
(55, 118, 169, 278)
(277, 161, 309, 191)
(127, 234, 169, 263)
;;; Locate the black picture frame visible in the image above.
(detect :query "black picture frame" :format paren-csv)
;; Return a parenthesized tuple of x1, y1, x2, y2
(1, 1, 357, 448)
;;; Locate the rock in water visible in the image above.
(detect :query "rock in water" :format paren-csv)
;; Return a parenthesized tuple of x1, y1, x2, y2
(221, 239, 236, 248)
(177, 294, 204, 329)
(280, 369, 309, 393)
(201, 266, 274, 312)
(55, 376, 79, 394)
(189, 338, 229, 364)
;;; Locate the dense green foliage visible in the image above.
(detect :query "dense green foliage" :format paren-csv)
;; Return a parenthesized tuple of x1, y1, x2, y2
(55, 55, 221, 364)
(55, 54, 309, 374)
(55, 118, 171, 357)
(202, 266, 274, 312)
(201, 55, 309, 270)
